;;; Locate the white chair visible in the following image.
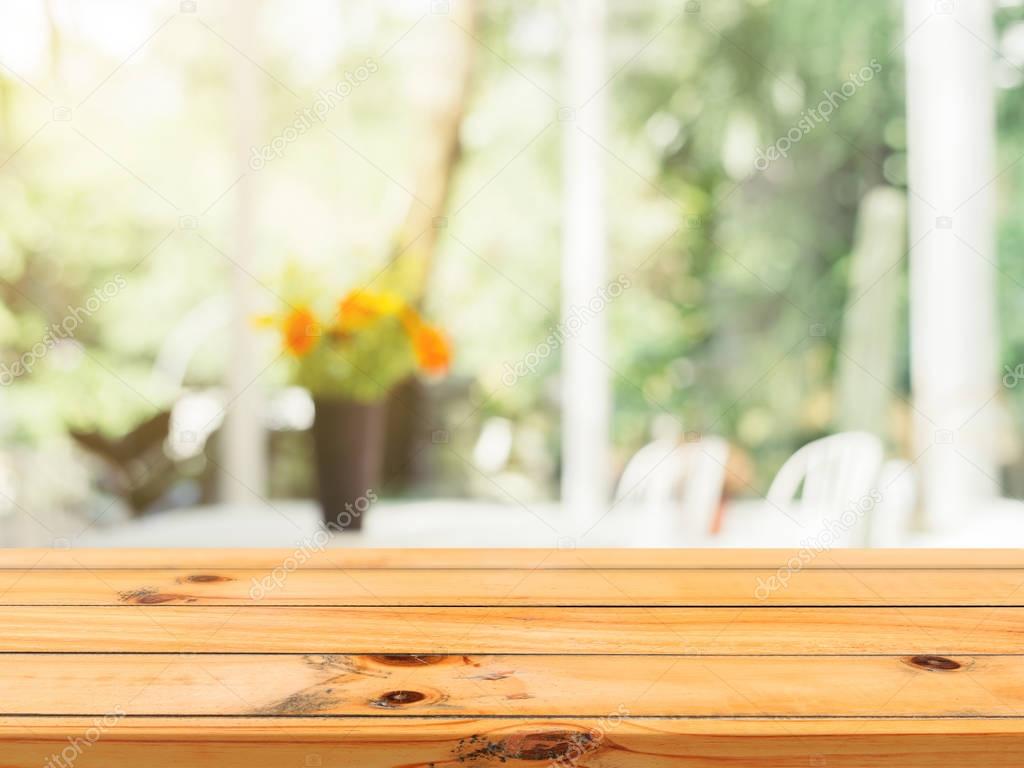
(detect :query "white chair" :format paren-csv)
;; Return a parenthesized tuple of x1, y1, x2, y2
(615, 436, 730, 544)
(766, 431, 884, 546)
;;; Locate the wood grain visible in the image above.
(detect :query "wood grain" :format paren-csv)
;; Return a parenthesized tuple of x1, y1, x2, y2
(4, 547, 1024, 569)
(3, 717, 1024, 767)
(0, 652, 1020, 717)
(0, 605, 1019, 653)
(2, 567, 1023, 606)
(3, 548, 1021, 766)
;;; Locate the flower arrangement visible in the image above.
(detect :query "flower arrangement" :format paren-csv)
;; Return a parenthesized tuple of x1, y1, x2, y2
(257, 287, 451, 402)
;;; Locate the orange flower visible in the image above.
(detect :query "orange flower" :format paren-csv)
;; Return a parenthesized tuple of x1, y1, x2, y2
(282, 306, 320, 356)
(411, 323, 451, 375)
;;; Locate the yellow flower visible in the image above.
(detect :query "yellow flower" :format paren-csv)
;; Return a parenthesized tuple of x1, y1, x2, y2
(338, 289, 407, 331)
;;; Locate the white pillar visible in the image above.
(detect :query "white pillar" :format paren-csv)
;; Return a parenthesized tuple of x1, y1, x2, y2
(562, 0, 610, 533)
(221, 2, 267, 503)
(905, 0, 1000, 529)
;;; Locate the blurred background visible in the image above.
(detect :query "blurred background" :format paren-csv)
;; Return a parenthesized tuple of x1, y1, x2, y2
(0, 0, 1021, 548)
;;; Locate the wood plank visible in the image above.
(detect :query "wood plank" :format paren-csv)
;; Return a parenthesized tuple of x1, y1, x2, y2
(2, 549, 1022, 765)
(3, 716, 1024, 767)
(5, 547, 1024, 570)
(2, 652, 1021, 717)
(2, 567, 1024, 606)
(0, 606, 1018, 654)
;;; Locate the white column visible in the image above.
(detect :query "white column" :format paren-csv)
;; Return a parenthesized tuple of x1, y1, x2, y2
(562, 0, 610, 533)
(905, 0, 1000, 529)
(221, 2, 267, 503)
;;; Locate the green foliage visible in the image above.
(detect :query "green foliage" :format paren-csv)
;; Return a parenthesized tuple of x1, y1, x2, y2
(290, 315, 418, 403)
(3, 0, 1024, 500)
(599, 0, 907, 484)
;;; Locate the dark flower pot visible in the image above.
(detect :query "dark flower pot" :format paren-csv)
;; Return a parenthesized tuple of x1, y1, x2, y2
(312, 397, 386, 532)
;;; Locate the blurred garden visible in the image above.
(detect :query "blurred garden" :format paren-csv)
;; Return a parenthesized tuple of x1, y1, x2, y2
(0, 0, 1022, 545)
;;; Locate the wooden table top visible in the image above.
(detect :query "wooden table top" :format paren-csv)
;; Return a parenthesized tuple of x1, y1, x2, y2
(3, 548, 1024, 767)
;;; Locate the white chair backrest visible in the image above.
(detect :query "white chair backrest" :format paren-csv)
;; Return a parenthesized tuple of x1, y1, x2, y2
(615, 438, 683, 507)
(615, 436, 730, 543)
(766, 431, 884, 545)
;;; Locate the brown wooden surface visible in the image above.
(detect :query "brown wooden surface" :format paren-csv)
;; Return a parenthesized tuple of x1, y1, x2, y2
(0, 605, 1019, 654)
(1, 548, 1022, 767)
(5, 547, 1024, 568)
(4, 652, 1023, 717)
(7, 717, 1024, 767)
(3, 567, 1024, 605)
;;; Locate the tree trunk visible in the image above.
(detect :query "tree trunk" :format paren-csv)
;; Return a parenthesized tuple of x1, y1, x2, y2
(379, 0, 478, 299)
(381, 1, 478, 490)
